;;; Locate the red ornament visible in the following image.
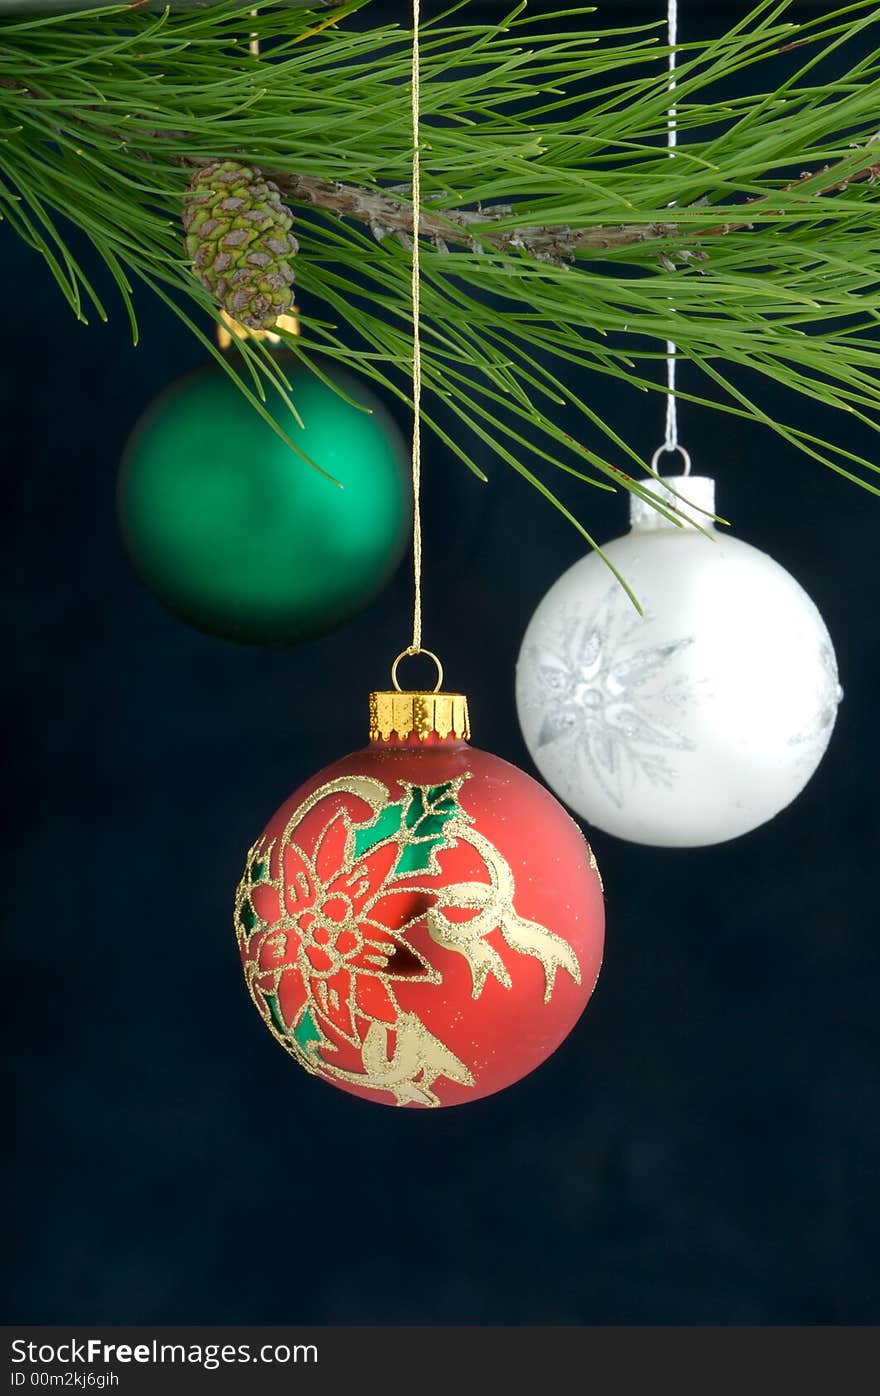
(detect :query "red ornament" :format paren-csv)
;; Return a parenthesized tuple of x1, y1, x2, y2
(235, 685, 605, 1107)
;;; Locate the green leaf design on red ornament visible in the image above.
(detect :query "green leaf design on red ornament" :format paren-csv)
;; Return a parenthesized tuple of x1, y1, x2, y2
(239, 898, 259, 938)
(292, 1008, 323, 1055)
(261, 989, 287, 1038)
(237, 848, 271, 945)
(352, 802, 403, 861)
(352, 780, 462, 877)
(398, 783, 461, 874)
(260, 990, 323, 1061)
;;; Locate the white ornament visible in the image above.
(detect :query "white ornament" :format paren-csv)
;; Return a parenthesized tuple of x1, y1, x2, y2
(515, 475, 843, 847)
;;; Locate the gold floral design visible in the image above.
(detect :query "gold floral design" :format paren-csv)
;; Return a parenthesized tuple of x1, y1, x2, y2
(235, 773, 581, 1106)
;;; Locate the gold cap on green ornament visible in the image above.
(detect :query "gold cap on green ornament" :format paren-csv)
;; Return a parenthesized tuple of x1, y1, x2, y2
(215, 307, 301, 351)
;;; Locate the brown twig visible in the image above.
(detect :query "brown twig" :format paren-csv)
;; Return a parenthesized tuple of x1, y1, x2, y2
(272, 171, 681, 262)
(269, 155, 880, 265)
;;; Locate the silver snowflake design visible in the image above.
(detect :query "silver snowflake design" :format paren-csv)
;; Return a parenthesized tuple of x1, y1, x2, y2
(527, 587, 697, 808)
(787, 639, 843, 758)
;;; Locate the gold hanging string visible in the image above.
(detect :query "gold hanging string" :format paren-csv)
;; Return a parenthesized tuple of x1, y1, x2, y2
(389, 0, 426, 691)
(409, 0, 424, 656)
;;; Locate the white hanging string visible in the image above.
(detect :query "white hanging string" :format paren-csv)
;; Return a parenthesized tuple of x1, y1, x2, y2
(409, 0, 423, 655)
(664, 0, 679, 456)
(652, 0, 691, 476)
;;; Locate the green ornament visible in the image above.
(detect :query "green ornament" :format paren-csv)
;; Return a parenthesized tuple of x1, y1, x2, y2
(117, 361, 411, 644)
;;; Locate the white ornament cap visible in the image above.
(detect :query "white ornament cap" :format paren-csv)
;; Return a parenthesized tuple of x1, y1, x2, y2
(629, 474, 716, 532)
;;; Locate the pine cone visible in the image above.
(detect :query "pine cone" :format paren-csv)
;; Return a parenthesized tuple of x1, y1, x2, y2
(182, 160, 299, 330)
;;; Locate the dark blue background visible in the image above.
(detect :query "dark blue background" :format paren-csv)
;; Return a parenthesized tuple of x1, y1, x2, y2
(4, 1, 879, 1324)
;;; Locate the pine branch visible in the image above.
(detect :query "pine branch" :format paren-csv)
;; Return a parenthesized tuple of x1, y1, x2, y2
(0, 0, 341, 12)
(10, 66, 877, 267)
(11, 67, 876, 266)
(1, 0, 880, 535)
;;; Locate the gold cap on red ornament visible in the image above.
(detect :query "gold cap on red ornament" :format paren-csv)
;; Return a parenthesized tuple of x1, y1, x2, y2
(369, 690, 470, 743)
(370, 648, 470, 742)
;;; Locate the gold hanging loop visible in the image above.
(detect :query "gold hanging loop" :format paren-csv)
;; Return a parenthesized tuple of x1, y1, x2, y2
(390, 647, 444, 695)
